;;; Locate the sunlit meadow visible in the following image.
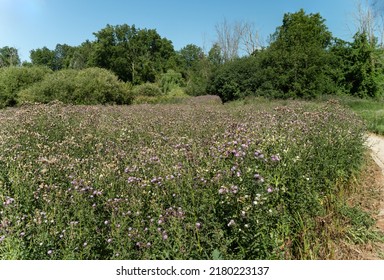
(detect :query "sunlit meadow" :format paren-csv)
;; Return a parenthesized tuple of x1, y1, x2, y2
(0, 98, 367, 259)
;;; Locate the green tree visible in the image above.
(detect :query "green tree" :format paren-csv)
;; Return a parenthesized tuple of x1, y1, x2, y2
(0, 46, 20, 67)
(54, 44, 75, 70)
(70, 40, 94, 69)
(30, 47, 56, 70)
(208, 43, 223, 68)
(179, 44, 204, 69)
(30, 44, 76, 70)
(347, 32, 381, 97)
(265, 9, 335, 98)
(91, 24, 175, 83)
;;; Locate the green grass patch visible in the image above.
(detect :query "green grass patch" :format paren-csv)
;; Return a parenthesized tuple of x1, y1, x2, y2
(328, 95, 384, 135)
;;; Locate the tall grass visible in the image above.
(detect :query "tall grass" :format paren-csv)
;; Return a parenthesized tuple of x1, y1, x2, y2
(0, 99, 368, 259)
(325, 95, 384, 135)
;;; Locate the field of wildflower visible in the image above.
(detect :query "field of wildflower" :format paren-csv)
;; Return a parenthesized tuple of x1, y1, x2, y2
(0, 98, 368, 259)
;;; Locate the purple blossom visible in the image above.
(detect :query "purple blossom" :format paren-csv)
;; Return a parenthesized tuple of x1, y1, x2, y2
(254, 150, 264, 159)
(219, 186, 228, 194)
(267, 187, 273, 193)
(230, 185, 239, 194)
(271, 154, 280, 162)
(3, 197, 15, 206)
(195, 222, 202, 229)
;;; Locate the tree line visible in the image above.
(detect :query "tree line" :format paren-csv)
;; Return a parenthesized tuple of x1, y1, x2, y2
(1, 7, 384, 107)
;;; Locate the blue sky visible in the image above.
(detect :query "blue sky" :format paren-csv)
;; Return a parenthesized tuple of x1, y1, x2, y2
(0, 0, 362, 61)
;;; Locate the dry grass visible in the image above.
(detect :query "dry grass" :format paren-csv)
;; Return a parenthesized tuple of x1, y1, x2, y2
(332, 154, 384, 259)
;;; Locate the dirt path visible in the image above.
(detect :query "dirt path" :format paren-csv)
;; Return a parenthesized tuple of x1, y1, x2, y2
(366, 134, 384, 231)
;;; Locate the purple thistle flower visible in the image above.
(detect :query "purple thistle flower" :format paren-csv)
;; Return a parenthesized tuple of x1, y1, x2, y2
(219, 186, 228, 194)
(230, 185, 239, 194)
(4, 197, 15, 206)
(271, 154, 281, 162)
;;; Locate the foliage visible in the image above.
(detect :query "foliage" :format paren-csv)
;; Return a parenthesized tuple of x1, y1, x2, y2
(0, 66, 52, 108)
(159, 70, 184, 94)
(332, 95, 384, 135)
(0, 47, 20, 67)
(0, 100, 366, 259)
(264, 9, 336, 98)
(91, 24, 175, 83)
(18, 67, 132, 105)
(208, 10, 341, 101)
(346, 32, 383, 98)
(207, 56, 263, 102)
(178, 44, 204, 69)
(132, 82, 162, 97)
(30, 47, 57, 70)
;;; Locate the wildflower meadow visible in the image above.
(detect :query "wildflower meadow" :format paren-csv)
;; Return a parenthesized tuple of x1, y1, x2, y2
(0, 98, 368, 259)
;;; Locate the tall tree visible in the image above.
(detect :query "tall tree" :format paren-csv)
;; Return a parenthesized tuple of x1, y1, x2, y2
(178, 44, 204, 69)
(69, 40, 94, 69)
(354, 0, 377, 46)
(214, 18, 245, 62)
(241, 22, 263, 56)
(30, 47, 56, 70)
(347, 31, 382, 97)
(91, 24, 175, 83)
(265, 9, 334, 97)
(214, 19, 262, 61)
(208, 43, 223, 67)
(0, 46, 20, 67)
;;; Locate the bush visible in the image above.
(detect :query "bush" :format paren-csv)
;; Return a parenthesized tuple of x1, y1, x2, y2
(132, 83, 162, 97)
(207, 56, 262, 102)
(18, 67, 132, 105)
(0, 66, 52, 108)
(159, 70, 184, 94)
(73, 68, 131, 104)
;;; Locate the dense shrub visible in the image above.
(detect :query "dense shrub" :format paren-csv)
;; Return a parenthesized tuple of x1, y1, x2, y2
(18, 67, 132, 105)
(159, 70, 184, 93)
(185, 74, 209, 96)
(132, 82, 162, 97)
(207, 56, 263, 102)
(0, 66, 51, 108)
